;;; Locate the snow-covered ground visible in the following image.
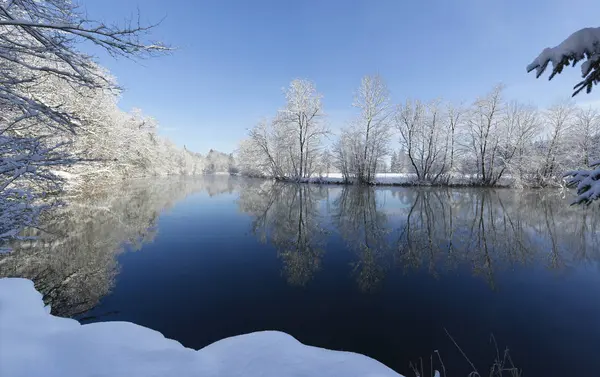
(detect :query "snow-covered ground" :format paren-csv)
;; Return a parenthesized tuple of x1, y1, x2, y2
(0, 278, 409, 377)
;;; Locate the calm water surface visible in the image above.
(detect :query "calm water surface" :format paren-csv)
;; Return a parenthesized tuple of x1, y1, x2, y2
(2, 176, 600, 376)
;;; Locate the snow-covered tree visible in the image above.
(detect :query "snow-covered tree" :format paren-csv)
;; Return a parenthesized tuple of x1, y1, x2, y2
(446, 103, 464, 173)
(499, 102, 541, 187)
(350, 75, 393, 183)
(332, 128, 361, 182)
(227, 153, 239, 174)
(237, 79, 327, 180)
(274, 79, 327, 179)
(395, 99, 450, 183)
(0, 0, 168, 247)
(565, 160, 600, 204)
(204, 149, 231, 174)
(573, 107, 600, 166)
(534, 102, 576, 186)
(464, 85, 506, 185)
(527, 27, 600, 96)
(390, 151, 399, 173)
(528, 27, 600, 203)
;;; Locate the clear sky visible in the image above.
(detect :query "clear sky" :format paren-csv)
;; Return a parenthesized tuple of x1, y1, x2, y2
(81, 0, 600, 154)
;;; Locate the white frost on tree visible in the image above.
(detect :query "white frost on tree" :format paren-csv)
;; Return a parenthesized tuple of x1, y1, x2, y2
(237, 79, 327, 180)
(527, 27, 600, 96)
(0, 0, 168, 248)
(275, 79, 328, 180)
(528, 27, 600, 203)
(565, 159, 600, 205)
(351, 75, 393, 183)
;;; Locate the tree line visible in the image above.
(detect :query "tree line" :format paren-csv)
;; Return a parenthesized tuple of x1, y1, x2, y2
(1, 0, 598, 248)
(237, 77, 600, 190)
(0, 1, 228, 247)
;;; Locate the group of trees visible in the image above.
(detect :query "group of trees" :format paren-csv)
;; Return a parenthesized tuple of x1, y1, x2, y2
(237, 25, 600, 200)
(238, 77, 600, 189)
(203, 149, 236, 174)
(526, 26, 600, 204)
(1, 0, 598, 249)
(236, 79, 328, 180)
(0, 0, 218, 246)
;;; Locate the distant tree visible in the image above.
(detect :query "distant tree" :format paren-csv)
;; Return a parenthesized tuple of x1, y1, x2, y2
(390, 151, 399, 173)
(332, 128, 361, 183)
(227, 154, 239, 174)
(573, 107, 600, 166)
(376, 161, 388, 174)
(397, 147, 408, 174)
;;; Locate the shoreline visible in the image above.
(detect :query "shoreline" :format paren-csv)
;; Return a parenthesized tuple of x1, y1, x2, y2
(247, 175, 562, 190)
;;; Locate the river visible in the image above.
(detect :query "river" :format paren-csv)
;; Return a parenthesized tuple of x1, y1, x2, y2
(1, 175, 599, 376)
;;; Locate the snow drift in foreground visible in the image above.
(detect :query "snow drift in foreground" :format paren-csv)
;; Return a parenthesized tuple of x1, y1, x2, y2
(0, 278, 406, 377)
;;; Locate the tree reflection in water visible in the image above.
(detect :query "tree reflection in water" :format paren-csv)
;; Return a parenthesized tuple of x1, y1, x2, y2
(2, 178, 599, 318)
(238, 181, 328, 286)
(242, 184, 600, 291)
(332, 186, 390, 292)
(393, 188, 600, 289)
(0, 176, 241, 317)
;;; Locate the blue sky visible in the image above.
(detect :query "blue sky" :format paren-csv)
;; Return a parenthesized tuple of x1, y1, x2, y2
(81, 0, 600, 154)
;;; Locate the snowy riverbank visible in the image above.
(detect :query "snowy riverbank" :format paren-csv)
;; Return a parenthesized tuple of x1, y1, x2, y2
(275, 172, 517, 187)
(0, 278, 410, 377)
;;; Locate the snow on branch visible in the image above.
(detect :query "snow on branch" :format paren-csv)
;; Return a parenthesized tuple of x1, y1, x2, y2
(0, 0, 170, 248)
(0, 135, 75, 249)
(564, 159, 600, 205)
(527, 27, 600, 96)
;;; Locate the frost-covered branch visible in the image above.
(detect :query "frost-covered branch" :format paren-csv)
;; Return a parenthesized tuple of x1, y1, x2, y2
(0, 0, 169, 248)
(0, 134, 75, 248)
(564, 159, 600, 205)
(527, 27, 600, 96)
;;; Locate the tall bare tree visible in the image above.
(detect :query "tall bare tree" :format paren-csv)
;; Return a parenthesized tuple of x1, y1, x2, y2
(464, 85, 505, 185)
(351, 75, 393, 183)
(396, 99, 450, 183)
(275, 79, 327, 179)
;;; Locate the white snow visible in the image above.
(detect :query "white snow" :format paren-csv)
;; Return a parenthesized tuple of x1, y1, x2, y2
(527, 27, 600, 77)
(0, 278, 406, 377)
(565, 159, 600, 205)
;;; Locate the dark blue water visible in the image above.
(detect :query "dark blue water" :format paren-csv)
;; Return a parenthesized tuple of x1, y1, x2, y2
(3, 176, 600, 376)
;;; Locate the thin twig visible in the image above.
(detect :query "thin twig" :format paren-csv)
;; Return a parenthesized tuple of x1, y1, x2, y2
(444, 327, 480, 376)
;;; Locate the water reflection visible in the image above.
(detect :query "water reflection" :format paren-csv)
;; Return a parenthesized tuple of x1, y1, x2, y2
(0, 176, 241, 317)
(1, 177, 599, 318)
(237, 181, 328, 286)
(332, 186, 390, 292)
(392, 188, 600, 288)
